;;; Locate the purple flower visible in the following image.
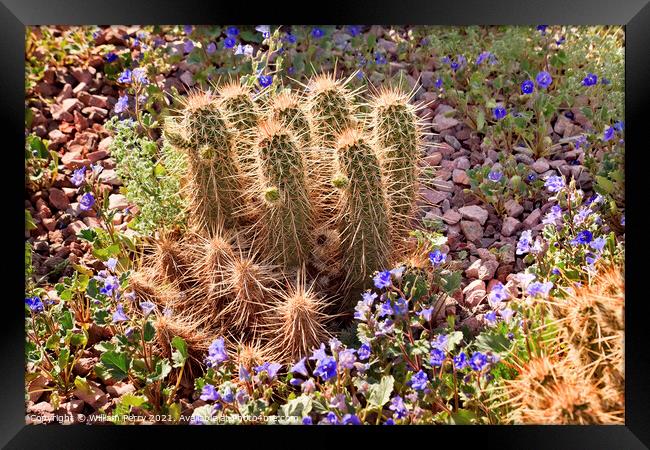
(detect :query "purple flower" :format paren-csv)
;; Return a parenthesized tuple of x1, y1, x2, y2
(341, 414, 361, 425)
(453, 352, 469, 370)
(431, 334, 449, 351)
(435, 77, 443, 89)
(311, 27, 324, 38)
(476, 51, 497, 65)
(71, 166, 86, 186)
(117, 69, 132, 84)
(571, 229, 594, 245)
(374, 52, 387, 65)
(290, 357, 309, 377)
(200, 384, 220, 402)
(255, 25, 271, 38)
(132, 68, 149, 85)
(375, 319, 395, 336)
(389, 395, 408, 419)
(544, 175, 565, 193)
(140, 301, 155, 316)
(536, 25, 548, 35)
(393, 297, 409, 316)
(589, 236, 606, 252)
(516, 230, 533, 255)
(521, 79, 534, 94)
(573, 207, 591, 226)
(114, 95, 129, 114)
(429, 249, 447, 266)
(493, 105, 507, 120)
(543, 205, 563, 225)
(527, 281, 553, 297)
(603, 126, 615, 141)
(258, 74, 273, 88)
(582, 73, 598, 86)
(499, 308, 515, 323)
(100, 275, 119, 296)
(313, 356, 337, 381)
(357, 344, 371, 361)
(206, 42, 217, 54)
(338, 349, 357, 370)
(302, 416, 313, 425)
(206, 337, 228, 367)
(254, 362, 282, 380)
(378, 299, 393, 318)
(347, 25, 361, 37)
(104, 52, 118, 63)
(418, 306, 434, 322)
(25, 296, 44, 313)
(484, 311, 498, 326)
(430, 348, 445, 367)
(112, 304, 129, 323)
(183, 40, 194, 53)
(226, 26, 239, 37)
(78, 192, 95, 211)
(469, 352, 488, 371)
(488, 170, 503, 182)
(224, 37, 236, 49)
(488, 282, 509, 308)
(183, 25, 193, 35)
(535, 71, 553, 89)
(409, 370, 429, 391)
(373, 270, 392, 289)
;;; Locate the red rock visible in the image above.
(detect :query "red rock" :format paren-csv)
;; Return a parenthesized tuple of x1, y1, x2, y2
(432, 114, 459, 132)
(462, 279, 486, 308)
(106, 381, 136, 397)
(97, 136, 113, 153)
(501, 217, 521, 237)
(442, 209, 461, 224)
(35, 198, 52, 218)
(89, 95, 109, 109)
(460, 220, 483, 242)
(87, 150, 108, 163)
(48, 129, 69, 145)
(72, 380, 109, 409)
(424, 152, 443, 166)
(458, 205, 489, 225)
(42, 217, 57, 231)
(48, 187, 70, 210)
(56, 83, 73, 102)
(419, 188, 448, 205)
(66, 220, 87, 237)
(522, 209, 542, 228)
(73, 357, 96, 376)
(61, 151, 90, 169)
(465, 258, 499, 280)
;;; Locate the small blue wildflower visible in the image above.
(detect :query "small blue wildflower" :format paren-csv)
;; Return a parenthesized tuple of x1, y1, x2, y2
(239, 365, 250, 381)
(112, 304, 129, 323)
(100, 275, 119, 296)
(104, 52, 117, 63)
(357, 344, 371, 361)
(200, 384, 220, 402)
(313, 356, 337, 381)
(374, 52, 387, 65)
(373, 270, 392, 289)
(384, 418, 396, 425)
(310, 343, 327, 362)
(613, 121, 625, 132)
(25, 296, 44, 313)
(551, 268, 561, 276)
(527, 281, 553, 297)
(571, 230, 594, 246)
(205, 42, 217, 55)
(526, 173, 537, 182)
(183, 40, 194, 54)
(311, 27, 324, 38)
(221, 386, 234, 403)
(290, 357, 309, 376)
(469, 352, 488, 371)
(287, 66, 295, 75)
(79, 192, 95, 211)
(224, 37, 236, 49)
(476, 51, 497, 65)
(285, 32, 296, 44)
(543, 205, 563, 225)
(484, 311, 498, 326)
(521, 79, 534, 94)
(348, 25, 361, 37)
(114, 95, 129, 114)
(375, 319, 395, 336)
(585, 253, 599, 265)
(488, 170, 503, 182)
(329, 337, 342, 353)
(556, 36, 566, 45)
(453, 352, 469, 370)
(226, 26, 239, 36)
(535, 71, 553, 89)
(117, 69, 132, 84)
(389, 395, 408, 419)
(431, 334, 449, 351)
(302, 416, 313, 425)
(393, 297, 409, 316)
(255, 25, 271, 38)
(603, 126, 615, 141)
(378, 299, 394, 318)
(544, 175, 565, 193)
(601, 77, 611, 85)
(339, 349, 357, 370)
(183, 25, 193, 35)
(429, 249, 447, 266)
(71, 166, 86, 187)
(435, 77, 443, 89)
(132, 68, 149, 85)
(342, 414, 361, 425)
(430, 348, 445, 367)
(254, 362, 282, 380)
(488, 282, 509, 308)
(536, 25, 548, 35)
(574, 135, 588, 149)
(418, 306, 433, 322)
(206, 337, 228, 367)
(493, 105, 507, 120)
(516, 230, 533, 255)
(621, 215, 625, 226)
(582, 73, 598, 86)
(140, 301, 155, 316)
(258, 74, 273, 88)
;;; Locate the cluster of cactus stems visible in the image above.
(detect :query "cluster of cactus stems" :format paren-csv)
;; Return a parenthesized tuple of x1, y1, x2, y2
(138, 74, 424, 364)
(501, 266, 624, 424)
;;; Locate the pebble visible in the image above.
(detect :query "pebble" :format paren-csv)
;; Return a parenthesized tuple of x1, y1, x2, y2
(465, 258, 499, 280)
(452, 169, 470, 185)
(501, 217, 521, 237)
(458, 205, 489, 225)
(460, 220, 483, 242)
(442, 209, 461, 224)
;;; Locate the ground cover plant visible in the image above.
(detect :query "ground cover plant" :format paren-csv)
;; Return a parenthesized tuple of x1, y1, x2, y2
(24, 24, 624, 425)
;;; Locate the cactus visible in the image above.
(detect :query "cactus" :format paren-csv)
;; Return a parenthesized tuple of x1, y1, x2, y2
(370, 86, 423, 244)
(333, 127, 391, 291)
(251, 120, 315, 268)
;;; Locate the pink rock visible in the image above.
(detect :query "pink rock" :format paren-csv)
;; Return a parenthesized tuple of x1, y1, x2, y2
(465, 258, 499, 280)
(48, 187, 70, 210)
(522, 209, 542, 228)
(106, 381, 136, 397)
(442, 209, 461, 224)
(460, 220, 483, 242)
(432, 114, 459, 132)
(504, 199, 524, 217)
(458, 205, 489, 225)
(501, 217, 521, 237)
(452, 169, 470, 185)
(419, 188, 448, 205)
(424, 152, 443, 166)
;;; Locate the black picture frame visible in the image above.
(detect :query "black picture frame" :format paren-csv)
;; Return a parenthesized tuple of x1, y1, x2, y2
(3, 1, 649, 447)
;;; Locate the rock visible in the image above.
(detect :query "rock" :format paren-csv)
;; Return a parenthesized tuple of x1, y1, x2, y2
(419, 188, 448, 205)
(442, 209, 461, 224)
(180, 71, 195, 86)
(420, 70, 435, 88)
(432, 114, 459, 132)
(455, 156, 470, 170)
(501, 217, 521, 237)
(460, 316, 482, 334)
(424, 152, 442, 166)
(444, 134, 461, 150)
(59, 399, 85, 414)
(462, 279, 486, 308)
(532, 158, 550, 173)
(108, 194, 129, 210)
(477, 248, 497, 261)
(56, 83, 73, 102)
(28, 375, 50, 403)
(553, 114, 572, 135)
(465, 258, 499, 280)
(452, 169, 470, 185)
(89, 95, 109, 109)
(61, 151, 90, 169)
(504, 199, 524, 217)
(98, 136, 113, 153)
(48, 188, 70, 210)
(48, 129, 69, 145)
(460, 220, 483, 242)
(29, 401, 54, 415)
(72, 380, 109, 409)
(99, 169, 122, 186)
(458, 205, 488, 225)
(522, 208, 542, 228)
(73, 357, 96, 376)
(106, 381, 136, 397)
(87, 150, 108, 163)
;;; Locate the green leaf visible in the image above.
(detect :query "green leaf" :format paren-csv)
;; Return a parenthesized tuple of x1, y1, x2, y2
(77, 228, 98, 243)
(171, 336, 188, 368)
(25, 209, 37, 231)
(147, 359, 172, 384)
(441, 271, 462, 295)
(474, 330, 512, 355)
(60, 309, 74, 331)
(446, 331, 464, 352)
(476, 110, 485, 132)
(98, 351, 131, 381)
(92, 243, 121, 260)
(595, 175, 616, 194)
(448, 408, 477, 424)
(143, 320, 156, 342)
(279, 394, 313, 418)
(367, 375, 394, 407)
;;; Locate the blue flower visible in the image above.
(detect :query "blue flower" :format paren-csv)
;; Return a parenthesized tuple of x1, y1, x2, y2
(620, 215, 625, 226)
(117, 69, 132, 84)
(375, 319, 395, 336)
(112, 304, 129, 323)
(542, 205, 563, 225)
(258, 74, 273, 88)
(206, 337, 228, 367)
(206, 42, 217, 54)
(484, 311, 498, 326)
(544, 175, 565, 193)
(571, 230, 593, 246)
(347, 25, 361, 37)
(435, 78, 443, 90)
(488, 170, 503, 182)
(71, 166, 86, 186)
(418, 306, 433, 322)
(114, 95, 129, 114)
(389, 395, 408, 419)
(25, 296, 44, 313)
(226, 26, 239, 37)
(521, 79, 534, 94)
(104, 52, 118, 63)
(254, 362, 282, 380)
(603, 126, 615, 141)
(302, 416, 313, 425)
(140, 301, 155, 316)
(613, 121, 624, 132)
(132, 68, 149, 85)
(527, 281, 553, 297)
(488, 281, 509, 308)
(582, 73, 598, 86)
(469, 352, 488, 371)
(601, 77, 611, 85)
(100, 275, 119, 296)
(378, 299, 393, 318)
(535, 71, 553, 89)
(284, 32, 297, 44)
(476, 51, 497, 65)
(313, 356, 337, 381)
(384, 418, 396, 425)
(79, 192, 95, 211)
(429, 249, 447, 266)
(310, 343, 327, 362)
(357, 344, 371, 361)
(183, 25, 193, 35)
(224, 37, 236, 49)
(311, 27, 324, 38)
(536, 25, 548, 34)
(338, 349, 357, 370)
(516, 230, 533, 255)
(374, 52, 387, 65)
(453, 352, 469, 370)
(342, 414, 361, 425)
(200, 384, 220, 401)
(551, 268, 561, 276)
(431, 334, 449, 351)
(393, 297, 409, 316)
(556, 36, 566, 45)
(255, 25, 271, 38)
(184, 40, 194, 53)
(430, 348, 445, 367)
(500, 308, 515, 323)
(409, 370, 429, 391)
(493, 105, 507, 120)
(373, 270, 392, 289)
(290, 357, 309, 377)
